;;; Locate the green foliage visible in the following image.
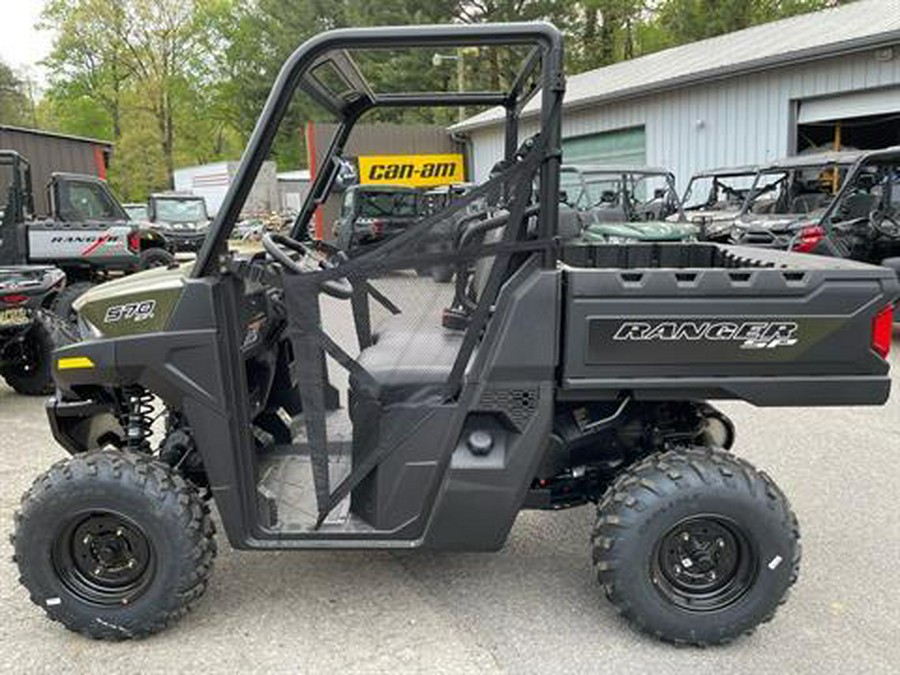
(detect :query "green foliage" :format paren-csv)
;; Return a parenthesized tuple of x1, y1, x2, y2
(35, 0, 848, 200)
(651, 0, 844, 47)
(0, 61, 34, 126)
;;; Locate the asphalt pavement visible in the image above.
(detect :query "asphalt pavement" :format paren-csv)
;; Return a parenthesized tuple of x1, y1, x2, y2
(1, 329, 898, 674)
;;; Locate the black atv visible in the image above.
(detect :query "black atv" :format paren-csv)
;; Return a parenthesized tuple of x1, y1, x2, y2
(0, 265, 70, 395)
(10, 24, 898, 647)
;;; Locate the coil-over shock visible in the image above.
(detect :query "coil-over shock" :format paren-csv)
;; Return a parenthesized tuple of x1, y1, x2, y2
(121, 386, 154, 453)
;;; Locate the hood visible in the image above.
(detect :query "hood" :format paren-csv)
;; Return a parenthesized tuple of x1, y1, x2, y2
(74, 263, 189, 311)
(682, 210, 739, 235)
(584, 220, 697, 242)
(74, 263, 190, 338)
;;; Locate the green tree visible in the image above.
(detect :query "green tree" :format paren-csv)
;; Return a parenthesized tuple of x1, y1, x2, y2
(653, 0, 848, 46)
(0, 60, 34, 126)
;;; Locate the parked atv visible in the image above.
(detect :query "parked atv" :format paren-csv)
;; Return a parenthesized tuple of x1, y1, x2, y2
(729, 151, 859, 249)
(331, 184, 422, 256)
(0, 152, 175, 326)
(680, 165, 759, 241)
(804, 146, 900, 283)
(11, 24, 898, 648)
(0, 265, 70, 395)
(147, 193, 211, 254)
(559, 165, 696, 242)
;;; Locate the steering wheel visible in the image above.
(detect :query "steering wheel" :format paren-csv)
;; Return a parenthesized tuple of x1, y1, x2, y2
(262, 233, 353, 299)
(870, 209, 900, 238)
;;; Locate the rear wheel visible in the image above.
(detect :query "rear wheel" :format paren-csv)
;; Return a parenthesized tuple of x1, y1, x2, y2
(592, 446, 800, 646)
(139, 247, 176, 270)
(12, 449, 216, 640)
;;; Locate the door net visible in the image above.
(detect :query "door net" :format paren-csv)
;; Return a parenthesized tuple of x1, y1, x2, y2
(269, 142, 547, 530)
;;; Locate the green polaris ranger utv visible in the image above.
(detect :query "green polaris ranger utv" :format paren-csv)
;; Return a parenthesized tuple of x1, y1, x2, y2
(12, 24, 898, 646)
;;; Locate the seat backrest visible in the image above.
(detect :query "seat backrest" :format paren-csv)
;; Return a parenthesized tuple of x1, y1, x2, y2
(841, 192, 876, 220)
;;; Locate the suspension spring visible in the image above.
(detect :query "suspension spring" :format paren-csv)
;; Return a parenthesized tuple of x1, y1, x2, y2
(122, 386, 154, 453)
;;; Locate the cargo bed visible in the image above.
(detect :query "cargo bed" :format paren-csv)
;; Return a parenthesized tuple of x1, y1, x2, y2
(559, 243, 898, 406)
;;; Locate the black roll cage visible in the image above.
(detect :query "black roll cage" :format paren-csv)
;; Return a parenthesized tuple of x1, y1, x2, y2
(0, 150, 34, 224)
(192, 22, 565, 278)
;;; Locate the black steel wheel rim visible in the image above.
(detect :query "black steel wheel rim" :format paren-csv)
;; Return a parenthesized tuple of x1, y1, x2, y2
(652, 514, 758, 612)
(52, 510, 156, 606)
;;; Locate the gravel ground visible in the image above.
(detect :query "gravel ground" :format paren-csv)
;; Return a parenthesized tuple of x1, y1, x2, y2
(0, 326, 897, 675)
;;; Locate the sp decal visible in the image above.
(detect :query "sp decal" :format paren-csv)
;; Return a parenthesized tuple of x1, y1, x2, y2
(104, 300, 157, 324)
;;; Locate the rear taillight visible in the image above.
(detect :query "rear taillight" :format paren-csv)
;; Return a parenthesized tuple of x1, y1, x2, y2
(792, 225, 825, 253)
(128, 231, 141, 254)
(872, 304, 894, 359)
(1, 294, 28, 306)
(371, 219, 384, 237)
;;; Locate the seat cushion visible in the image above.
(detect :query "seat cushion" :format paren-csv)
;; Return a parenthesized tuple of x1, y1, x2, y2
(356, 315, 464, 403)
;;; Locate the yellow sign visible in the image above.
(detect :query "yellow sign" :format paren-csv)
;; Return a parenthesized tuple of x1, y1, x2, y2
(358, 154, 465, 188)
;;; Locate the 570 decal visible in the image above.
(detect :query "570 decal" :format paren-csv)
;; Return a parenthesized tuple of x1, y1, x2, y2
(104, 300, 157, 324)
(613, 320, 799, 350)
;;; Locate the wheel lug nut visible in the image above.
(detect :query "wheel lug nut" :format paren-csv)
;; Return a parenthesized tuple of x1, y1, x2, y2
(82, 534, 92, 545)
(128, 559, 136, 569)
(681, 532, 690, 541)
(717, 538, 725, 548)
(116, 528, 125, 537)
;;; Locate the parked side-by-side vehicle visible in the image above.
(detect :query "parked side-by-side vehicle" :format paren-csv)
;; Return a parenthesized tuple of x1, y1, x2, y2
(10, 23, 898, 648)
(559, 165, 696, 243)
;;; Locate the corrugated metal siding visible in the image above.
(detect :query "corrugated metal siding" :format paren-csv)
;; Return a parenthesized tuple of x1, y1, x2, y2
(0, 127, 112, 215)
(468, 47, 900, 190)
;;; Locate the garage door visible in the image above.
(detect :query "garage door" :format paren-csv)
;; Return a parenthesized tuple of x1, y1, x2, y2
(562, 127, 646, 167)
(799, 88, 900, 124)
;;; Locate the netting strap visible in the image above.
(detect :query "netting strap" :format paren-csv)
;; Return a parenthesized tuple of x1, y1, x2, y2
(285, 138, 548, 525)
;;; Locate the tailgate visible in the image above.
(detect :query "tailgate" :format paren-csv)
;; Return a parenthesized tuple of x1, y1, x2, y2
(561, 246, 899, 406)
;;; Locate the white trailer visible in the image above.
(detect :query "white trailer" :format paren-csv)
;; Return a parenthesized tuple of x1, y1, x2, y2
(173, 160, 279, 217)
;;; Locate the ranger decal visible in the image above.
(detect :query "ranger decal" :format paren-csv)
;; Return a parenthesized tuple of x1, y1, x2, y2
(613, 320, 799, 350)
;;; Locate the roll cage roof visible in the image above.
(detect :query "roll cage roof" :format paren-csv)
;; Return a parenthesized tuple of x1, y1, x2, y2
(756, 151, 863, 173)
(562, 165, 674, 178)
(193, 22, 565, 277)
(689, 166, 759, 180)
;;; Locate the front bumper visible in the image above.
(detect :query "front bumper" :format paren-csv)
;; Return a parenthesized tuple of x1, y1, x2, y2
(164, 231, 208, 253)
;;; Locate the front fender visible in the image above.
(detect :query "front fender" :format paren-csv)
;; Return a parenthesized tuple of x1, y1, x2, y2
(141, 229, 171, 248)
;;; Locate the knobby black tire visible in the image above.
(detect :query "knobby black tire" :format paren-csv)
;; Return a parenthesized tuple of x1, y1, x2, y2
(1, 310, 75, 395)
(12, 449, 217, 640)
(50, 281, 95, 329)
(592, 446, 800, 647)
(139, 247, 176, 270)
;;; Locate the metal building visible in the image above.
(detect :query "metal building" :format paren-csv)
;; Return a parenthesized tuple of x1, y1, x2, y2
(453, 0, 900, 189)
(0, 125, 113, 214)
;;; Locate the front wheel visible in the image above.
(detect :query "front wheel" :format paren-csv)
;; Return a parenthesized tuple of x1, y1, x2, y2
(51, 281, 95, 329)
(12, 449, 217, 639)
(0, 312, 73, 395)
(592, 447, 800, 646)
